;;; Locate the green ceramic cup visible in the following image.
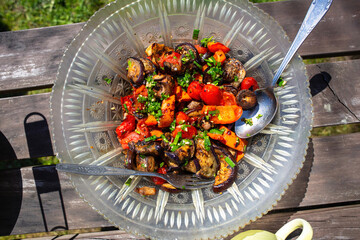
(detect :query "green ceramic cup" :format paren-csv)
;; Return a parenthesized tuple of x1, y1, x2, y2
(231, 219, 313, 240)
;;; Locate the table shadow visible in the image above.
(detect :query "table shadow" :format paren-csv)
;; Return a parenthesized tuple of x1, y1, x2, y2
(24, 112, 54, 158)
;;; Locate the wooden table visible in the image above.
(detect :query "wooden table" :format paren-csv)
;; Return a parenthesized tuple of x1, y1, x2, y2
(1, 0, 360, 239)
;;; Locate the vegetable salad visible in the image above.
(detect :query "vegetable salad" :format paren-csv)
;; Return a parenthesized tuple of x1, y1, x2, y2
(116, 35, 259, 194)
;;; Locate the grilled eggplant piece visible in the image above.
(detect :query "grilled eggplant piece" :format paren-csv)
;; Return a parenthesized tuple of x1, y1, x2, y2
(212, 147, 238, 193)
(222, 84, 239, 97)
(124, 149, 136, 169)
(136, 154, 157, 172)
(127, 57, 145, 87)
(195, 139, 218, 179)
(129, 141, 163, 156)
(184, 158, 201, 174)
(164, 141, 195, 170)
(140, 57, 156, 75)
(164, 151, 182, 170)
(152, 74, 175, 98)
(186, 101, 203, 111)
(236, 89, 257, 110)
(175, 43, 199, 64)
(222, 58, 246, 88)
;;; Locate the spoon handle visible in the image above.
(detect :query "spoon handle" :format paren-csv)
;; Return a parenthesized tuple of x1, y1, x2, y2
(271, 0, 333, 86)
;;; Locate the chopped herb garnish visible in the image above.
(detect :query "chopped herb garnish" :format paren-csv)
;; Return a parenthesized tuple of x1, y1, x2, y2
(204, 56, 223, 83)
(204, 135, 211, 151)
(277, 76, 286, 87)
(189, 49, 195, 59)
(246, 133, 251, 137)
(135, 129, 141, 134)
(200, 36, 214, 47)
(208, 109, 220, 116)
(192, 29, 200, 40)
(141, 163, 147, 168)
(194, 61, 202, 69)
(140, 154, 146, 158)
(161, 93, 170, 100)
(209, 128, 225, 135)
(123, 104, 129, 113)
(173, 131, 182, 145)
(103, 77, 112, 84)
(170, 119, 177, 132)
(242, 117, 253, 126)
(177, 72, 193, 91)
(180, 139, 193, 146)
(145, 135, 158, 142)
(125, 178, 132, 186)
(243, 145, 247, 152)
(225, 156, 235, 168)
(256, 114, 263, 119)
(159, 162, 165, 168)
(161, 134, 169, 143)
(127, 60, 132, 68)
(234, 75, 239, 82)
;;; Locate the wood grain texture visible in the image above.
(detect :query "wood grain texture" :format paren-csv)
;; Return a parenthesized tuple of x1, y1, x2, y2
(0, 23, 84, 93)
(2, 133, 359, 236)
(30, 204, 360, 240)
(308, 59, 360, 127)
(0, 0, 359, 93)
(0, 93, 53, 160)
(257, 0, 360, 58)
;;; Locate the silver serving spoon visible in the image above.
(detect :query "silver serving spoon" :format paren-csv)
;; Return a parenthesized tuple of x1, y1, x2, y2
(235, 0, 333, 139)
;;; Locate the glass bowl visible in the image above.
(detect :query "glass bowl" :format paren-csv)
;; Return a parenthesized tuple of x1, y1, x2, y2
(50, 0, 312, 239)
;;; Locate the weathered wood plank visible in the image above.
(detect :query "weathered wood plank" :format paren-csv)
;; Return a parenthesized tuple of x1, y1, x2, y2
(1, 60, 359, 160)
(1, 0, 359, 93)
(258, 0, 360, 58)
(2, 132, 359, 236)
(29, 204, 360, 240)
(0, 23, 84, 93)
(308, 60, 360, 127)
(0, 93, 53, 160)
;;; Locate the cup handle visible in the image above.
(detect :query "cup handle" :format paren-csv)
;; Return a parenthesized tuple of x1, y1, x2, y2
(275, 218, 313, 240)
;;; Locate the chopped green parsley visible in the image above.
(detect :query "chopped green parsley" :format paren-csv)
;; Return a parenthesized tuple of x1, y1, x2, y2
(200, 36, 214, 47)
(242, 117, 253, 126)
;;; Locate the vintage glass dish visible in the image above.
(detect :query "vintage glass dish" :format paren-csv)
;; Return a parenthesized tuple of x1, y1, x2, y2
(50, 0, 313, 239)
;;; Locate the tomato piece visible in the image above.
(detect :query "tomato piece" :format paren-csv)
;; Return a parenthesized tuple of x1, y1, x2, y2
(121, 95, 134, 113)
(176, 111, 189, 125)
(172, 125, 197, 139)
(187, 81, 203, 100)
(200, 84, 223, 105)
(116, 115, 136, 139)
(240, 77, 259, 91)
(134, 85, 148, 96)
(151, 167, 167, 185)
(136, 119, 151, 138)
(120, 131, 144, 149)
(158, 52, 182, 67)
(221, 91, 237, 106)
(207, 42, 230, 53)
(213, 50, 226, 64)
(195, 44, 208, 54)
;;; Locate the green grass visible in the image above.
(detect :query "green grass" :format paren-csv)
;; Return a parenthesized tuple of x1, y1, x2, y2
(0, 0, 113, 31)
(0, 0, 281, 31)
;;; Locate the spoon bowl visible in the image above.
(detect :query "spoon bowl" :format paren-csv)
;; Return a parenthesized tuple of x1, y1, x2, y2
(235, 87, 278, 138)
(235, 0, 333, 138)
